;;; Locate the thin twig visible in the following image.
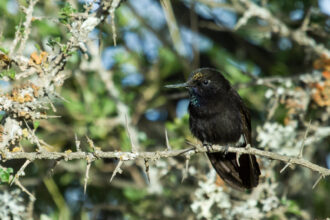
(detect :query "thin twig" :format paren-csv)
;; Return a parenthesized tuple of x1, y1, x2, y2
(109, 0, 121, 46)
(299, 120, 311, 158)
(160, 0, 185, 55)
(280, 161, 291, 173)
(17, 0, 39, 55)
(10, 160, 31, 186)
(181, 155, 190, 183)
(125, 114, 137, 152)
(14, 178, 36, 201)
(24, 120, 43, 152)
(75, 133, 81, 152)
(86, 135, 98, 152)
(165, 128, 172, 151)
(110, 160, 124, 183)
(84, 154, 93, 194)
(312, 174, 324, 189)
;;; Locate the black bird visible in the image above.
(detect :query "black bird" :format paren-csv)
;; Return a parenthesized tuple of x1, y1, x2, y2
(166, 68, 260, 190)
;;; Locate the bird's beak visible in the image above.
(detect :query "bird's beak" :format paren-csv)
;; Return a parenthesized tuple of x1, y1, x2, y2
(165, 81, 191, 89)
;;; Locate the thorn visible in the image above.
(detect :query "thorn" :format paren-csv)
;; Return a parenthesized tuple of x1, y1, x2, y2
(184, 140, 195, 148)
(164, 128, 172, 151)
(110, 160, 123, 183)
(14, 179, 36, 201)
(245, 143, 251, 150)
(312, 174, 323, 189)
(52, 91, 70, 103)
(11, 160, 31, 186)
(184, 141, 204, 154)
(298, 120, 311, 158)
(86, 135, 96, 151)
(300, 8, 311, 32)
(181, 155, 190, 183)
(75, 133, 81, 152)
(84, 155, 93, 194)
(24, 120, 43, 152)
(125, 114, 137, 152)
(280, 161, 291, 173)
(46, 96, 57, 112)
(236, 152, 241, 167)
(144, 159, 150, 183)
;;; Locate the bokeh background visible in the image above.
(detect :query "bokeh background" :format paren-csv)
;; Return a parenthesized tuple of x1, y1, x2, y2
(0, 0, 330, 219)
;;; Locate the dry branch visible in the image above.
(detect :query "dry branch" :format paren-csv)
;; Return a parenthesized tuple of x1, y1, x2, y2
(235, 0, 330, 57)
(1, 143, 329, 183)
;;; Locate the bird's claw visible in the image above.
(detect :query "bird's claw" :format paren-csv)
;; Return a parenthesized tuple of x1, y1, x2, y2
(203, 141, 213, 152)
(223, 145, 229, 156)
(219, 146, 229, 158)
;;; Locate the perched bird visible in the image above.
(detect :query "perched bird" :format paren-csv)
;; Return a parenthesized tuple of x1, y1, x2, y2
(166, 68, 260, 190)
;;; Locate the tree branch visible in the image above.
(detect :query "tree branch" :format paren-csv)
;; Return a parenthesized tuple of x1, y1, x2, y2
(1, 144, 329, 183)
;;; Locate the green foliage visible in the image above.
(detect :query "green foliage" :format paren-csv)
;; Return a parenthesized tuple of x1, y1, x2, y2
(123, 188, 147, 202)
(15, 24, 25, 35)
(0, 47, 9, 54)
(59, 3, 77, 24)
(159, 48, 182, 78)
(47, 37, 61, 49)
(281, 198, 302, 216)
(0, 167, 13, 184)
(0, 68, 16, 79)
(34, 20, 62, 38)
(34, 43, 41, 52)
(166, 114, 191, 149)
(33, 121, 40, 130)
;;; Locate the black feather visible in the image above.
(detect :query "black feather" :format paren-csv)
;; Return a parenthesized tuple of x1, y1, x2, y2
(168, 68, 261, 190)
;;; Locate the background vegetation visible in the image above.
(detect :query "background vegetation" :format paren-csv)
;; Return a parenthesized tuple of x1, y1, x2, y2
(0, 0, 329, 219)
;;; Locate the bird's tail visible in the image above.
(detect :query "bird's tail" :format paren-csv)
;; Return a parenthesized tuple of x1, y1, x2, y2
(207, 152, 260, 190)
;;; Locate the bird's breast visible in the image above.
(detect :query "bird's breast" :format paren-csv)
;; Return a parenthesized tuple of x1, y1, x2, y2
(188, 103, 243, 145)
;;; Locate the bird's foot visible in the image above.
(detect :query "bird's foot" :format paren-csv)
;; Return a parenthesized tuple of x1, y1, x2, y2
(222, 145, 229, 158)
(203, 141, 213, 152)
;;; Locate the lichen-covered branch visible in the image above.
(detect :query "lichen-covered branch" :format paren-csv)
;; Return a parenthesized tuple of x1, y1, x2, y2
(235, 0, 330, 57)
(1, 143, 329, 180)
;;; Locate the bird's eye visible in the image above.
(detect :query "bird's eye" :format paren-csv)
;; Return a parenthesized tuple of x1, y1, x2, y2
(203, 80, 210, 85)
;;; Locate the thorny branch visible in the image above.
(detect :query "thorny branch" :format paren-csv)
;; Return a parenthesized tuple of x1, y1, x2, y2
(1, 142, 329, 182)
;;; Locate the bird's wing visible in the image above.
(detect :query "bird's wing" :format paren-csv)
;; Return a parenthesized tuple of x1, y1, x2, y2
(211, 89, 260, 189)
(239, 102, 252, 145)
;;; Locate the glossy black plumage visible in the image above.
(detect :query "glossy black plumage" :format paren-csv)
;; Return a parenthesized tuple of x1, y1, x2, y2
(166, 68, 260, 190)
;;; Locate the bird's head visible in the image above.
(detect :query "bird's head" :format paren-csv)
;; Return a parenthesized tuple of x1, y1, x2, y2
(165, 68, 231, 100)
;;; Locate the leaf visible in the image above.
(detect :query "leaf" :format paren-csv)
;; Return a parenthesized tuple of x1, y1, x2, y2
(34, 121, 40, 129)
(47, 37, 61, 48)
(0, 167, 13, 184)
(35, 43, 41, 52)
(0, 47, 9, 54)
(0, 68, 16, 79)
(282, 199, 302, 216)
(59, 3, 77, 24)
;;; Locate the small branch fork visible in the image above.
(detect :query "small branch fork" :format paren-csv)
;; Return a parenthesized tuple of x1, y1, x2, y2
(279, 122, 310, 173)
